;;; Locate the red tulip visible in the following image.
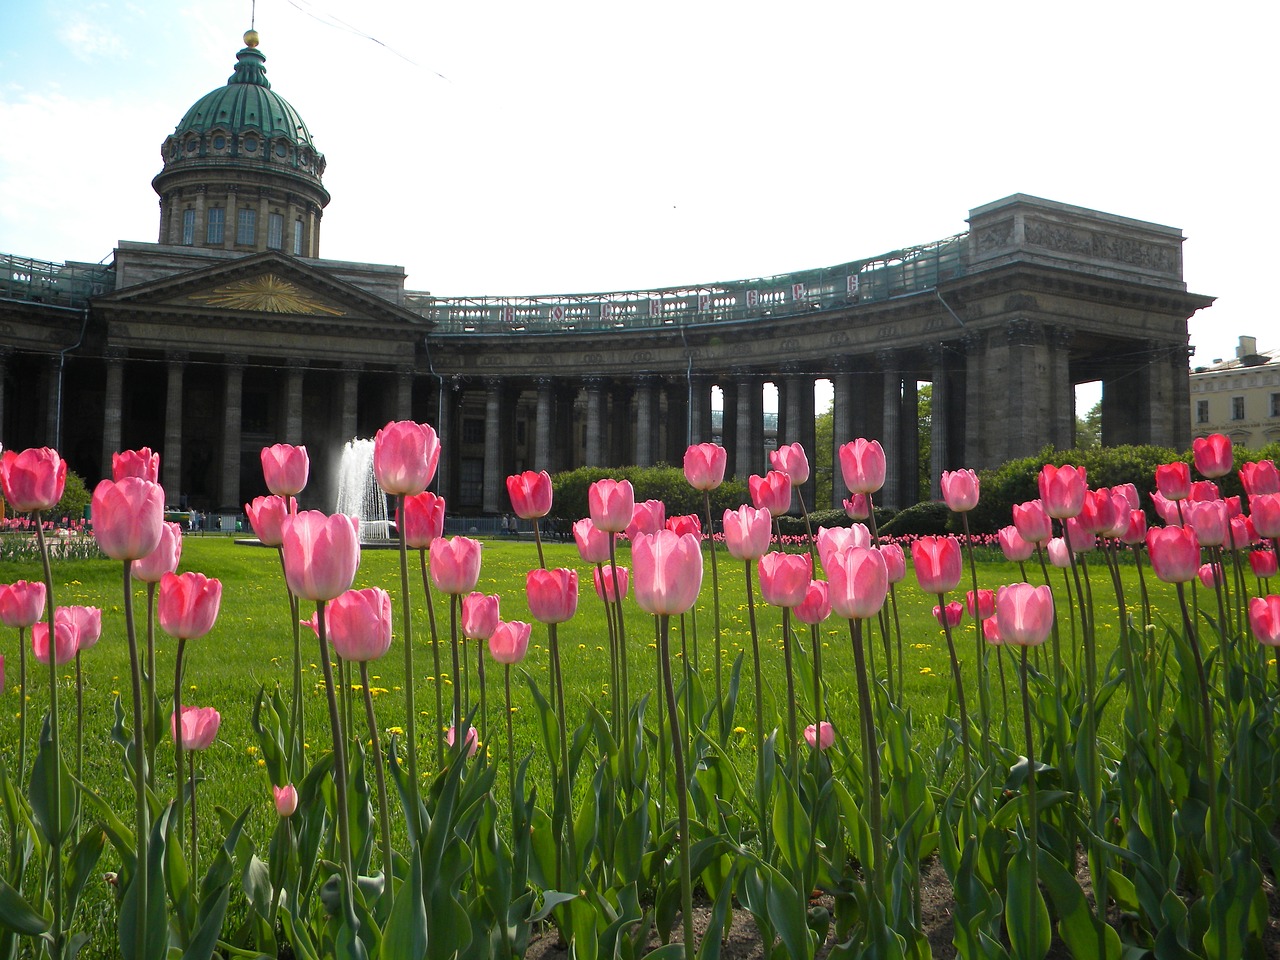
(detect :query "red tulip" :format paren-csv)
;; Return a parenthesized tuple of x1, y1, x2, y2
(132, 521, 183, 583)
(428, 537, 483, 595)
(60, 606, 102, 652)
(1012, 499, 1052, 544)
(92, 478, 165, 560)
(793, 580, 831, 625)
(327, 588, 393, 662)
(461, 592, 501, 640)
(804, 721, 834, 750)
(445, 725, 479, 757)
(749, 471, 792, 518)
(1154, 462, 1191, 502)
(827, 546, 888, 620)
(112, 447, 159, 483)
(998, 526, 1034, 563)
(246, 496, 294, 548)
(626, 500, 666, 542)
(880, 543, 907, 583)
(911, 536, 962, 595)
(1240, 460, 1280, 498)
(1197, 563, 1223, 589)
(0, 580, 47, 628)
(589, 479, 635, 533)
(373, 421, 440, 496)
(1118, 510, 1148, 546)
(995, 583, 1054, 646)
(843, 494, 871, 520)
(489, 620, 532, 664)
(758, 552, 813, 608)
(1038, 464, 1086, 519)
(666, 514, 701, 539)
(933, 602, 964, 627)
(172, 705, 221, 750)
(1193, 434, 1233, 479)
(261, 444, 309, 497)
(1185, 500, 1228, 548)
(1250, 493, 1280, 539)
(1248, 596, 1280, 646)
(572, 518, 613, 564)
(1, 448, 67, 512)
(983, 618, 1003, 645)
(940, 469, 980, 512)
(526, 568, 579, 624)
(632, 530, 703, 616)
(1226, 496, 1243, 519)
(965, 589, 995, 620)
(398, 492, 446, 548)
(273, 784, 299, 817)
(32, 618, 77, 666)
(817, 524, 870, 571)
(281, 511, 361, 602)
(769, 442, 810, 486)
(684, 443, 727, 491)
(1249, 550, 1277, 578)
(507, 471, 552, 520)
(1146, 526, 1201, 583)
(593, 565, 629, 602)
(1077, 489, 1118, 536)
(158, 572, 222, 639)
(722, 505, 772, 561)
(838, 439, 886, 495)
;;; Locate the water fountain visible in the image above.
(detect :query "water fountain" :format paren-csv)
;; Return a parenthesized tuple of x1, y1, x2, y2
(335, 438, 393, 542)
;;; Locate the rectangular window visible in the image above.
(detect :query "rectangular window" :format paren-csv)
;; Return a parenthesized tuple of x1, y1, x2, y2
(1272, 393, 1280, 418)
(181, 209, 195, 245)
(206, 207, 225, 244)
(462, 418, 485, 444)
(459, 458, 483, 507)
(1196, 400, 1209, 424)
(236, 208, 256, 245)
(292, 220, 304, 255)
(267, 213, 284, 249)
(1232, 396, 1245, 421)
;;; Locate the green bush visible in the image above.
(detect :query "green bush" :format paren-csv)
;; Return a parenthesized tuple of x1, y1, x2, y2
(551, 465, 749, 527)
(775, 506, 894, 536)
(880, 500, 950, 536)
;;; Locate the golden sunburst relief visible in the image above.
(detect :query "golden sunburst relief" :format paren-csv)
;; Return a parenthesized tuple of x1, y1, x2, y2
(187, 274, 346, 315)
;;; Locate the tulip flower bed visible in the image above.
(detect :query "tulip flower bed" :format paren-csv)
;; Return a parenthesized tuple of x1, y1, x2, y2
(1, 432, 1279, 960)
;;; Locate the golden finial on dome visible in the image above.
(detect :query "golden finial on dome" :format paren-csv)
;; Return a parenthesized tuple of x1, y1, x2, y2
(244, 29, 260, 48)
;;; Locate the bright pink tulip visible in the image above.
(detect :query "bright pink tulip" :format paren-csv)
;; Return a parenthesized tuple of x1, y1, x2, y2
(32, 618, 77, 666)
(684, 444, 727, 491)
(506, 471, 552, 520)
(112, 447, 159, 483)
(245, 496, 294, 548)
(172, 705, 221, 750)
(132, 521, 183, 583)
(398, 492, 446, 548)
(461, 592, 500, 640)
(1146, 526, 1201, 583)
(666, 514, 701, 538)
(911, 536, 963, 595)
(1197, 563, 1223, 589)
(995, 583, 1054, 646)
(1248, 596, 1280, 646)
(1250, 550, 1277, 578)
(281, 511, 361, 602)
(445, 725, 479, 757)
(1150, 491, 1181, 526)
(1077, 489, 1118, 536)
(1189, 481, 1220, 502)
(428, 537, 482, 595)
(589, 479, 635, 533)
(261, 444, 309, 497)
(998, 526, 1034, 563)
(1, 448, 66, 513)
(722, 506, 772, 561)
(632, 530, 704, 616)
(572, 519, 613, 564)
(1038, 464, 1086, 519)
(1250, 493, 1280, 539)
(940, 469, 980, 512)
(60, 606, 101, 652)
(373, 421, 440, 496)
(758, 552, 813, 608)
(1240, 460, 1280, 498)
(273, 784, 299, 817)
(843, 495, 871, 520)
(965, 589, 995, 620)
(1154, 462, 1191, 502)
(1102, 494, 1134, 538)
(1064, 517, 1096, 553)
(839, 439, 886, 495)
(1012, 500, 1052, 544)
(880, 543, 906, 583)
(593, 565, 629, 602)
(983, 618, 1003, 645)
(1193, 434, 1233, 479)
(793, 580, 831, 625)
(300, 609, 326, 639)
(1111, 484, 1140, 511)
(769, 442, 810, 486)
(489, 621, 532, 664)
(158, 572, 222, 639)
(0, 580, 47, 628)
(1118, 510, 1148, 546)
(626, 500, 666, 542)
(1185, 500, 1228, 548)
(749, 471, 792, 518)
(327, 588, 393, 661)
(804, 721, 834, 750)
(827, 546, 888, 620)
(92, 478, 164, 560)
(526, 568, 578, 624)
(933, 602, 963, 627)
(1226, 496, 1244, 519)
(817, 525, 870, 571)
(1047, 538, 1071, 568)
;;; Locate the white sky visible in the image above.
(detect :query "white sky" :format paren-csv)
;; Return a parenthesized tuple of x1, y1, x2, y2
(2, 0, 1275, 415)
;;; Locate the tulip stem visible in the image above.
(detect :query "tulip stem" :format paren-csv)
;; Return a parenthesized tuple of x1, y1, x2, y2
(450, 596, 464, 746)
(849, 617, 885, 906)
(174, 637, 188, 847)
(75, 651, 84, 784)
(607, 538, 633, 791)
(781, 607, 798, 775)
(420, 548, 445, 767)
(477, 616, 489, 749)
(960, 513, 992, 768)
(504, 665, 516, 799)
(189, 748, 199, 883)
(548, 622, 577, 888)
(315, 600, 359, 933)
(1020, 645, 1039, 959)
(360, 662, 395, 884)
(658, 614, 696, 960)
(1174, 582, 1222, 875)
(702, 491, 725, 744)
(533, 518, 546, 570)
(937, 594, 972, 797)
(122, 557, 150, 960)
(18, 627, 27, 788)
(276, 547, 305, 779)
(145, 581, 157, 784)
(395, 499, 422, 838)
(34, 516, 67, 960)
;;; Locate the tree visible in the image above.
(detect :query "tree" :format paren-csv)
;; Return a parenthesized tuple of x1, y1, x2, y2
(1076, 401, 1102, 449)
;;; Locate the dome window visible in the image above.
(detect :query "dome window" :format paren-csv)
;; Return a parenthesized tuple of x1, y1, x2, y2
(244, 137, 258, 153)
(185, 139, 198, 154)
(274, 142, 287, 158)
(213, 135, 227, 150)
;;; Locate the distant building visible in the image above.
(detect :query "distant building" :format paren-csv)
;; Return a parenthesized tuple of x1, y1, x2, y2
(1189, 336, 1280, 448)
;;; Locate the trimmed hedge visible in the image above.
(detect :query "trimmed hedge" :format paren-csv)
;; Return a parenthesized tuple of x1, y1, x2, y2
(551, 465, 749, 528)
(880, 500, 951, 536)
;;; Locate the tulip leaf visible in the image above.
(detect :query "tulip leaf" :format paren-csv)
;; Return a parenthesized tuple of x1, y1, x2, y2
(382, 850, 428, 960)
(1038, 849, 1120, 960)
(1004, 841, 1051, 960)
(0, 877, 49, 937)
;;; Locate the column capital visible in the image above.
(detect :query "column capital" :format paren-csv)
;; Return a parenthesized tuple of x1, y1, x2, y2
(285, 357, 309, 370)
(830, 355, 856, 375)
(165, 349, 190, 364)
(484, 376, 503, 392)
(103, 345, 127, 362)
(1046, 324, 1074, 348)
(583, 376, 607, 390)
(730, 366, 760, 382)
(223, 353, 249, 368)
(960, 331, 985, 354)
(535, 376, 555, 390)
(1006, 318, 1043, 346)
(875, 348, 899, 371)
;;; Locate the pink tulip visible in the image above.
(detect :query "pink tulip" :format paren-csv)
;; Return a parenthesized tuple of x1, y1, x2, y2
(593, 565, 629, 602)
(1077, 489, 1118, 536)
(998, 526, 1034, 563)
(804, 721, 835, 751)
(843, 494, 871, 520)
(626, 500, 667, 542)
(632, 530, 704, 616)
(1249, 550, 1277, 579)
(1111, 484, 1140, 511)
(506, 471, 552, 520)
(1150, 491, 1181, 526)
(940, 469, 980, 512)
(92, 478, 165, 560)
(373, 421, 440, 495)
(983, 618, 1003, 645)
(1118, 510, 1148, 546)
(1047, 538, 1071, 568)
(112, 447, 159, 483)
(684, 444, 728, 491)
(1193, 434, 1233, 479)
(911, 536, 962, 595)
(461, 592, 501, 640)
(589, 479, 635, 533)
(526, 568, 579, 624)
(60, 606, 102, 652)
(1064, 518, 1096, 554)
(132, 521, 183, 583)
(749, 471, 792, 518)
(1189, 481, 1220, 503)
(1250, 493, 1280, 539)
(0, 448, 67, 513)
(573, 518, 613, 564)
(489, 620, 532, 664)
(839, 439, 886, 495)
(667, 514, 701, 539)
(827, 546, 888, 620)
(1185, 500, 1228, 548)
(769, 442, 810, 486)
(1146, 526, 1201, 583)
(793, 580, 832, 625)
(880, 543, 907, 583)
(246, 496, 294, 547)
(32, 618, 77, 666)
(817, 524, 870, 571)
(326, 588, 393, 662)
(0, 580, 47, 628)
(1154, 462, 1191, 502)
(1197, 563, 1223, 589)
(172, 705, 221, 750)
(281, 512, 361, 602)
(428, 537, 483, 595)
(723, 505, 773, 561)
(1226, 496, 1244, 519)
(995, 583, 1054, 646)
(1240, 460, 1280, 498)
(933, 602, 964, 628)
(261, 444, 309, 497)
(1038, 464, 1086, 519)
(758, 552, 813, 608)
(398, 492, 446, 548)
(1102, 494, 1134, 538)
(273, 784, 299, 817)
(1012, 500, 1052, 544)
(158, 572, 222, 639)
(445, 725, 479, 757)
(965, 589, 995, 621)
(1248, 596, 1280, 646)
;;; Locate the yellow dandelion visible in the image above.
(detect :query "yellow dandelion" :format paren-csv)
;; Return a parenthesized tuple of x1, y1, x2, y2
(733, 726, 747, 735)
(257, 759, 266, 766)
(919, 667, 934, 675)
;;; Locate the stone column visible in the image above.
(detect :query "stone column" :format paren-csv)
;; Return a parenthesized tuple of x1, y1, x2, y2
(962, 332, 987, 468)
(45, 357, 60, 447)
(194, 186, 207, 244)
(219, 357, 245, 509)
(483, 379, 503, 513)
(435, 378, 457, 500)
(395, 367, 414, 421)
(831, 359, 854, 508)
(665, 377, 690, 463)
(1047, 326, 1074, 451)
(927, 344, 949, 499)
(1139, 340, 1175, 448)
(689, 374, 712, 446)
(900, 377, 919, 507)
(1169, 344, 1192, 451)
(634, 376, 655, 467)
(535, 378, 554, 473)
(585, 378, 605, 467)
(1003, 319, 1050, 462)
(340, 367, 360, 443)
(102, 350, 125, 477)
(224, 189, 238, 250)
(781, 367, 809, 511)
(720, 380, 738, 480)
(162, 352, 188, 506)
(284, 359, 306, 445)
(734, 371, 757, 479)
(877, 350, 901, 511)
